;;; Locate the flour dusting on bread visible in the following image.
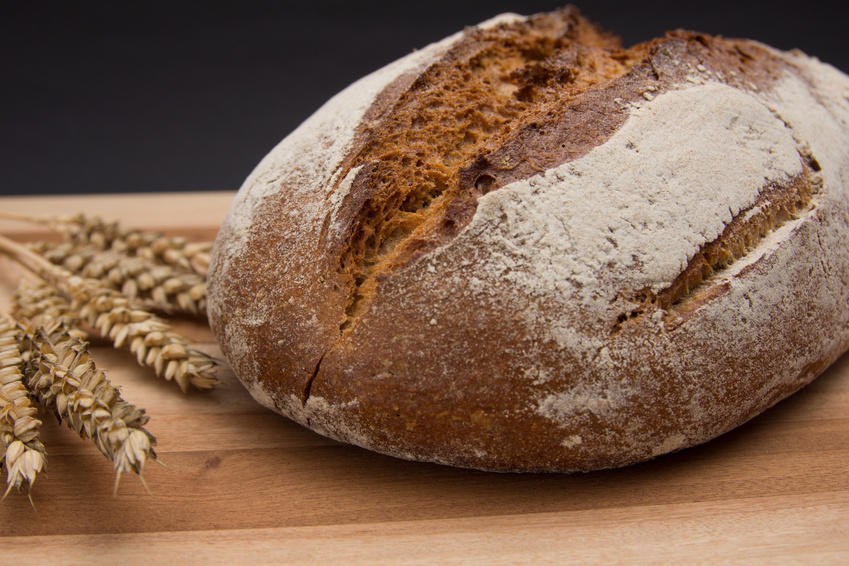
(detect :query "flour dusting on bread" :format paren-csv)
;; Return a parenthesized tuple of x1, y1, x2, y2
(464, 82, 801, 320)
(216, 26, 469, 259)
(208, 7, 849, 473)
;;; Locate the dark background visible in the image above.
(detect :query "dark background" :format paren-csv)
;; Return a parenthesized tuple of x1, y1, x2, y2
(3, 1, 848, 195)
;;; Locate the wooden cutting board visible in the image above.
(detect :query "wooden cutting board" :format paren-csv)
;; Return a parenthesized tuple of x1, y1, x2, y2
(1, 192, 847, 565)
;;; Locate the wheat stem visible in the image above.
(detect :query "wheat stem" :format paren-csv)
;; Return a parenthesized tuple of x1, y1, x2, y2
(0, 211, 50, 226)
(0, 232, 58, 277)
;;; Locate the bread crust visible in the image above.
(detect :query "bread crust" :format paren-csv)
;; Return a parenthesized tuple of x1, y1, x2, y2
(208, 8, 849, 471)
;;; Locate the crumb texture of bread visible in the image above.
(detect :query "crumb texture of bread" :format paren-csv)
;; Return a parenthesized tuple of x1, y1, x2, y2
(208, 6, 849, 472)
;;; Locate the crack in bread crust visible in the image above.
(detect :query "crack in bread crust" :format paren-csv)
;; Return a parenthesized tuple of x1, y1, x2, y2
(611, 156, 823, 334)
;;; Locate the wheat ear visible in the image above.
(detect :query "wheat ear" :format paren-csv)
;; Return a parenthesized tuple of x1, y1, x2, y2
(0, 234, 218, 392)
(69, 276, 218, 391)
(21, 322, 156, 490)
(0, 316, 47, 498)
(31, 241, 207, 315)
(12, 281, 88, 339)
(2, 212, 211, 275)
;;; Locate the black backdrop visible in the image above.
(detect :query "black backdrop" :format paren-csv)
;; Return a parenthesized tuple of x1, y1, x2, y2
(3, 1, 847, 195)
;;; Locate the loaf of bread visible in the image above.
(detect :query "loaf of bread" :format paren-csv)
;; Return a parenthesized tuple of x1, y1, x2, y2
(207, 7, 849, 472)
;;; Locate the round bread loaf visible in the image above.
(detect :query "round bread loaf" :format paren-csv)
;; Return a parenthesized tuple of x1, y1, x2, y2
(207, 7, 849, 472)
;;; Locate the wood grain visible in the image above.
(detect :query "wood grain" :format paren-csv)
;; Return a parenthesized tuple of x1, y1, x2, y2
(0, 192, 847, 564)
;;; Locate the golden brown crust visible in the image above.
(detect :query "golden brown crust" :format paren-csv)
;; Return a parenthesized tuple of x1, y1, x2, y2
(208, 6, 849, 472)
(332, 11, 791, 336)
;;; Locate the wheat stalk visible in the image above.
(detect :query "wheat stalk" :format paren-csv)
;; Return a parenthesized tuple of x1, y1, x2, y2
(0, 234, 218, 392)
(20, 322, 156, 491)
(0, 316, 47, 498)
(1, 212, 211, 276)
(31, 241, 207, 315)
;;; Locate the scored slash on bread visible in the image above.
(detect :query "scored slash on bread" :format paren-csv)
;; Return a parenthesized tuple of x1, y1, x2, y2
(208, 6, 849, 472)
